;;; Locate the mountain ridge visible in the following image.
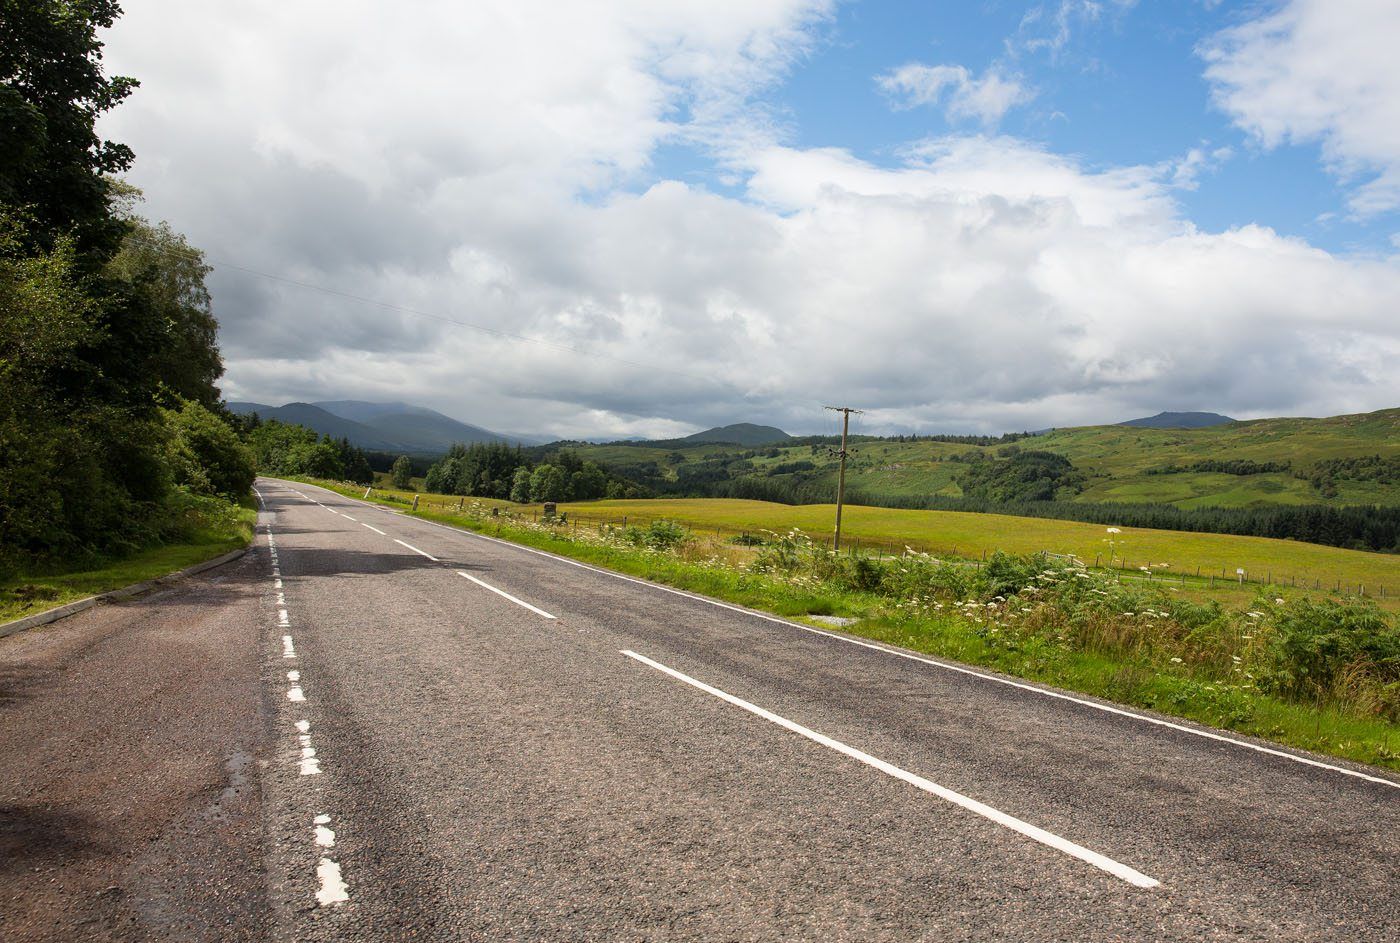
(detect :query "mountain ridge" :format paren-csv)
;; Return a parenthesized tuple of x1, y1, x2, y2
(1119, 411, 1236, 429)
(226, 400, 536, 453)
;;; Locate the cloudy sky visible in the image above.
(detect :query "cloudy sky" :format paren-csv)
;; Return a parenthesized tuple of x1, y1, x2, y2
(101, 0, 1400, 438)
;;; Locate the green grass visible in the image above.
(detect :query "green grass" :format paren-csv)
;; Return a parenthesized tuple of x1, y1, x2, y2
(544, 497, 1400, 605)
(0, 494, 257, 626)
(303, 478, 1399, 773)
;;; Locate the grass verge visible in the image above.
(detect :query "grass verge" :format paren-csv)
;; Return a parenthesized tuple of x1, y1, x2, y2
(302, 478, 1400, 774)
(0, 492, 257, 626)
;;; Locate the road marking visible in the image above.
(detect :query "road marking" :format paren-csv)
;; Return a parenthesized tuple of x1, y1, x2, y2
(361, 522, 387, 536)
(394, 538, 439, 561)
(342, 514, 357, 522)
(282, 635, 297, 658)
(314, 817, 336, 848)
(278, 609, 290, 626)
(287, 670, 300, 681)
(291, 479, 1400, 791)
(274, 578, 283, 589)
(457, 571, 556, 619)
(622, 649, 1160, 889)
(295, 719, 310, 733)
(287, 686, 305, 702)
(316, 857, 348, 906)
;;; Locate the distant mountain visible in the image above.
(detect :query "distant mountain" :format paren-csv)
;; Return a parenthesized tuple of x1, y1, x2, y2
(319, 400, 547, 447)
(1119, 411, 1236, 429)
(312, 400, 438, 423)
(226, 400, 538, 453)
(682, 423, 792, 446)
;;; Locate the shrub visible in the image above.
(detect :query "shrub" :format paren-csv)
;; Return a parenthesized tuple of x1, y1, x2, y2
(1261, 598, 1400, 712)
(975, 551, 1047, 598)
(164, 400, 255, 497)
(618, 519, 688, 551)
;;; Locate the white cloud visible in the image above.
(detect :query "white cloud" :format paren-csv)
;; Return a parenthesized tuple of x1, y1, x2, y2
(876, 63, 1034, 126)
(1014, 0, 1138, 59)
(1167, 145, 1233, 191)
(1202, 0, 1400, 215)
(98, 1, 1400, 437)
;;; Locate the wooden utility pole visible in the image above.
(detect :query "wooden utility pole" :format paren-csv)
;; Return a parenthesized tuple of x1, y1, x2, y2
(824, 405, 862, 551)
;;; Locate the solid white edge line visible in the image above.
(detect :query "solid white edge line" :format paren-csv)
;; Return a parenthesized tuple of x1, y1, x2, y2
(393, 538, 439, 561)
(276, 480, 1400, 790)
(457, 571, 557, 619)
(361, 522, 387, 536)
(621, 648, 1159, 889)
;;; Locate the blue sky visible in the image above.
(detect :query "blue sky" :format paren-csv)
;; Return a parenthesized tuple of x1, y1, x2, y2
(657, 1, 1392, 257)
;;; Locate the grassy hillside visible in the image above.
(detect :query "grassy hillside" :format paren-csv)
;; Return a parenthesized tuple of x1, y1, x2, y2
(567, 407, 1400, 511)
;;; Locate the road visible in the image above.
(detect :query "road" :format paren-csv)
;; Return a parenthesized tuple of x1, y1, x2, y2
(2, 477, 1397, 941)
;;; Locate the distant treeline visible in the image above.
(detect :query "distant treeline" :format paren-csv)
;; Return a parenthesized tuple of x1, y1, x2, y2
(1303, 455, 1400, 498)
(423, 442, 644, 503)
(240, 419, 375, 485)
(1147, 459, 1292, 476)
(697, 477, 1400, 553)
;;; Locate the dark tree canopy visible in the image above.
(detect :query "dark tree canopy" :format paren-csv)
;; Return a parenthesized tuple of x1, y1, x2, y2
(0, 0, 138, 258)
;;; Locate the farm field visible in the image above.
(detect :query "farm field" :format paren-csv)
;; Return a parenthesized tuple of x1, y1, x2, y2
(550, 497, 1400, 603)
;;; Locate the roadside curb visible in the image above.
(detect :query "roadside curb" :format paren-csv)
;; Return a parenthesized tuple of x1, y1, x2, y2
(0, 545, 253, 641)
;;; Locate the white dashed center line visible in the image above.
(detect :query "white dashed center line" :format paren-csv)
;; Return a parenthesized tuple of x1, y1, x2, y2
(316, 858, 349, 906)
(361, 522, 387, 536)
(263, 496, 351, 908)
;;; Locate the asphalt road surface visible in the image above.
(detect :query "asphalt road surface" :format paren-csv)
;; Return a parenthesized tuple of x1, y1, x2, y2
(2, 477, 1397, 942)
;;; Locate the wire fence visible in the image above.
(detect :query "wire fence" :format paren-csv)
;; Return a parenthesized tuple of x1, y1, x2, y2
(373, 491, 1394, 600)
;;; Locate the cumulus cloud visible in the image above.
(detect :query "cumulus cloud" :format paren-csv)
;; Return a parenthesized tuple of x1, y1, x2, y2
(876, 63, 1034, 126)
(1202, 0, 1400, 215)
(99, 1, 1400, 437)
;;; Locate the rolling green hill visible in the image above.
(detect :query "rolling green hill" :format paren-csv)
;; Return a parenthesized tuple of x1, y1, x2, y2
(568, 407, 1400, 511)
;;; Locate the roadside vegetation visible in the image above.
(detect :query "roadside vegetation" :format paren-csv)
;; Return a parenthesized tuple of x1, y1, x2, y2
(0, 494, 256, 624)
(0, 4, 255, 619)
(304, 478, 1400, 772)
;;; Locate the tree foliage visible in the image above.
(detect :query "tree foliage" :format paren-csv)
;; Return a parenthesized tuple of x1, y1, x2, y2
(390, 454, 413, 489)
(0, 3, 248, 573)
(245, 422, 373, 484)
(0, 0, 137, 258)
(421, 443, 628, 503)
(956, 450, 1085, 502)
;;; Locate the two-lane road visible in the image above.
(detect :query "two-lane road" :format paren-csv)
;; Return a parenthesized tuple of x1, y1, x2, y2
(3, 477, 1397, 941)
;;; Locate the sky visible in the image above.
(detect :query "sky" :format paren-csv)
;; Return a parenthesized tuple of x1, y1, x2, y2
(99, 0, 1400, 438)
